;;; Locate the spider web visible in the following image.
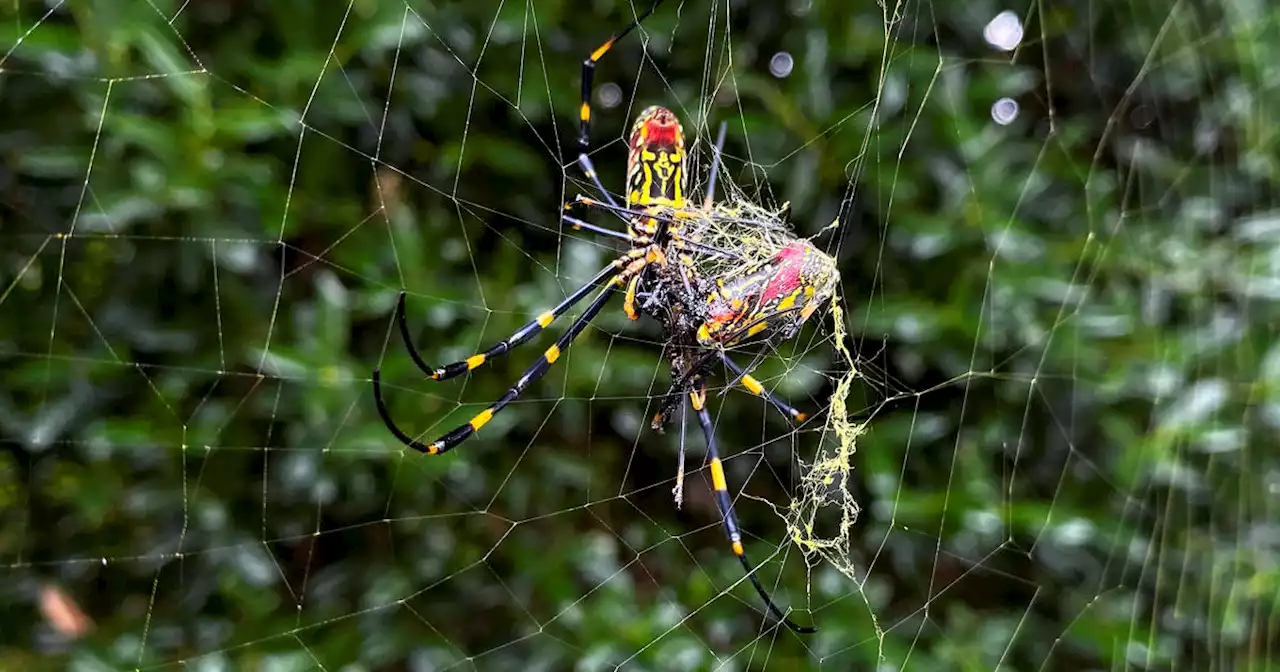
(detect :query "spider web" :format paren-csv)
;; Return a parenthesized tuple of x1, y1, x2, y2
(2, 0, 1277, 669)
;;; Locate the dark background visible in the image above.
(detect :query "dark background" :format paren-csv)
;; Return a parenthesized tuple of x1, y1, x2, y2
(1, 0, 1276, 669)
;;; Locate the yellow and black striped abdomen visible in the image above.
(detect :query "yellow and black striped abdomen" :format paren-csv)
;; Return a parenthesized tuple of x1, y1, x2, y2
(626, 105, 687, 209)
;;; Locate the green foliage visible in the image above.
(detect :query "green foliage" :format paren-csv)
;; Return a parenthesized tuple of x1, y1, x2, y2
(1, 0, 1277, 669)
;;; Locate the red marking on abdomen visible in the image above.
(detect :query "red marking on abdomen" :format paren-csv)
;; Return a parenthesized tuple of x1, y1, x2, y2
(630, 106, 681, 150)
(642, 120, 680, 145)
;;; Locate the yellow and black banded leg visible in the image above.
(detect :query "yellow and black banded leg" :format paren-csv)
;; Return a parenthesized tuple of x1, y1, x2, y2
(578, 0, 668, 151)
(380, 262, 619, 385)
(624, 274, 642, 320)
(374, 279, 621, 455)
(624, 245, 670, 319)
(719, 352, 808, 423)
(614, 246, 658, 321)
(689, 380, 817, 634)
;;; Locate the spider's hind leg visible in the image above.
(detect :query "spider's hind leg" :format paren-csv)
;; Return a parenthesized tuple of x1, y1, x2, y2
(719, 352, 809, 423)
(688, 378, 817, 634)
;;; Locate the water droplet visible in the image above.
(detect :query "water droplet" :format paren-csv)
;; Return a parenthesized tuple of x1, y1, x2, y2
(991, 97, 1019, 125)
(599, 82, 622, 109)
(983, 10, 1024, 52)
(769, 51, 794, 78)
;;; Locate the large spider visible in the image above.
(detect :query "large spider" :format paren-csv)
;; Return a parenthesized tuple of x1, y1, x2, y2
(372, 0, 837, 634)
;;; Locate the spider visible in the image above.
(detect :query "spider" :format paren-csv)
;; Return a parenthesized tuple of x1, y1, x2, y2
(372, 0, 837, 634)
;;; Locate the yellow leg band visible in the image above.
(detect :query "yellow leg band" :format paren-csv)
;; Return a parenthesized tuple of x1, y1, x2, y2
(709, 457, 728, 492)
(469, 408, 494, 431)
(590, 40, 613, 62)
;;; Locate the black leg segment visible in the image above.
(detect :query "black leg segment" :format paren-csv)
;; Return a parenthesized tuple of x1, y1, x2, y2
(719, 352, 808, 423)
(689, 379, 816, 634)
(579, 0, 669, 152)
(384, 262, 619, 383)
(375, 279, 622, 455)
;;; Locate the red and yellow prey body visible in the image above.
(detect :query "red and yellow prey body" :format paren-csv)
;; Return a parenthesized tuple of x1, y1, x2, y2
(697, 239, 838, 347)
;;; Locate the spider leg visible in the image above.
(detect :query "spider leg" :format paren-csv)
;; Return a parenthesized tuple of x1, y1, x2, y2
(584, 191, 781, 233)
(379, 261, 620, 384)
(374, 277, 622, 455)
(578, 0, 669, 152)
(689, 379, 817, 634)
(668, 237, 704, 296)
(623, 274, 643, 320)
(575, 153, 623, 209)
(565, 155, 628, 224)
(703, 121, 728, 208)
(623, 243, 669, 319)
(673, 401, 688, 508)
(574, 197, 744, 262)
(562, 214, 633, 243)
(719, 352, 808, 423)
(574, 196, 679, 222)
